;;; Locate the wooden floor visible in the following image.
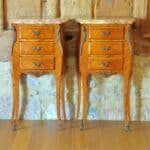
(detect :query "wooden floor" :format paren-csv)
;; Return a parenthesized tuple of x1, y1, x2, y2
(1, 121, 150, 150)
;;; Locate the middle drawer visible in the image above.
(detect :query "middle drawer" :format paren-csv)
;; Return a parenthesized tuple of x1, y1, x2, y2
(20, 42, 54, 55)
(88, 41, 123, 55)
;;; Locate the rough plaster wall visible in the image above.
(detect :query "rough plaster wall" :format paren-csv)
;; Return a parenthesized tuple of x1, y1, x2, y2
(61, 0, 80, 18)
(61, 0, 91, 18)
(43, 0, 58, 18)
(97, 0, 133, 17)
(0, 31, 14, 60)
(133, 0, 148, 18)
(2, 0, 148, 28)
(6, 0, 41, 28)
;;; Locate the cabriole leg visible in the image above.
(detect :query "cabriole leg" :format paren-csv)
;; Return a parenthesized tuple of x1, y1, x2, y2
(80, 74, 88, 131)
(124, 71, 132, 132)
(77, 72, 81, 119)
(61, 73, 66, 121)
(12, 72, 20, 131)
(56, 75, 62, 127)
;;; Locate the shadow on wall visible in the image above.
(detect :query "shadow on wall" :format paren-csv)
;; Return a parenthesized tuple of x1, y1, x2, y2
(65, 20, 80, 120)
(132, 56, 150, 121)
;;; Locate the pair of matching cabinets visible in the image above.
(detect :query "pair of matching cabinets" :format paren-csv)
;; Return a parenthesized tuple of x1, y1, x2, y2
(11, 19, 134, 131)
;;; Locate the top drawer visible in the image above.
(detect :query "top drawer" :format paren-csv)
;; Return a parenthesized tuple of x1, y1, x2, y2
(88, 26, 124, 40)
(18, 25, 55, 40)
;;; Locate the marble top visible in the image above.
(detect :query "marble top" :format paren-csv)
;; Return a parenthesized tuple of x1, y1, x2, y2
(10, 18, 68, 25)
(76, 17, 135, 24)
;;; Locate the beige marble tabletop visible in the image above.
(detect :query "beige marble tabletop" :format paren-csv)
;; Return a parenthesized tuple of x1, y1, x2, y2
(76, 17, 135, 24)
(10, 18, 68, 24)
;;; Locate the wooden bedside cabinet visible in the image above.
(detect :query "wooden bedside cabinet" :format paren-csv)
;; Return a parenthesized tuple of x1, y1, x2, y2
(77, 19, 135, 131)
(11, 20, 66, 130)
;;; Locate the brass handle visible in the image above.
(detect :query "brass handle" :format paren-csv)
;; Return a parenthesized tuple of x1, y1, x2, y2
(103, 31, 111, 36)
(32, 62, 41, 67)
(102, 46, 111, 51)
(32, 30, 41, 36)
(100, 72, 112, 77)
(32, 46, 42, 51)
(101, 61, 110, 67)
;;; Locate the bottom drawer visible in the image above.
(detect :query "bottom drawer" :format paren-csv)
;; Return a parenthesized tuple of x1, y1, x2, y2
(88, 56, 123, 70)
(20, 56, 54, 70)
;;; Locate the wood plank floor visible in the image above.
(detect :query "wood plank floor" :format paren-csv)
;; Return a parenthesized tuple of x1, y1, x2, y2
(0, 121, 150, 150)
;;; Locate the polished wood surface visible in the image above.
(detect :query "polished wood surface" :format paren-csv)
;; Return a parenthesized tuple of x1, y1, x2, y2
(18, 24, 54, 40)
(20, 56, 54, 70)
(89, 41, 123, 55)
(0, 121, 150, 150)
(20, 42, 54, 55)
(11, 24, 66, 130)
(89, 25, 124, 40)
(78, 24, 134, 130)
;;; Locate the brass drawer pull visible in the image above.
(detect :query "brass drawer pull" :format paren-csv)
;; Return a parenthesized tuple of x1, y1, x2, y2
(32, 30, 41, 36)
(100, 72, 112, 77)
(32, 46, 42, 51)
(103, 31, 111, 36)
(32, 62, 41, 67)
(102, 46, 111, 51)
(101, 61, 110, 67)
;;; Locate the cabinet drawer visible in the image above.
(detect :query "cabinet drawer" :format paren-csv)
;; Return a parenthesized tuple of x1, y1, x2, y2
(20, 56, 54, 70)
(18, 25, 54, 40)
(89, 42, 123, 55)
(88, 56, 123, 70)
(89, 26, 124, 40)
(20, 42, 54, 55)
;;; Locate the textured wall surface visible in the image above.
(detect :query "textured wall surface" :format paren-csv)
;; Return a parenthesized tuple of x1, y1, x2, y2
(6, 0, 41, 29)
(96, 0, 133, 17)
(1, 0, 148, 29)
(0, 0, 149, 121)
(133, 0, 148, 18)
(0, 56, 150, 120)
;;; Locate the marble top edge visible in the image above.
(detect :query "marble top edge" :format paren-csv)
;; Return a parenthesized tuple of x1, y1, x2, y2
(10, 18, 68, 24)
(76, 18, 135, 24)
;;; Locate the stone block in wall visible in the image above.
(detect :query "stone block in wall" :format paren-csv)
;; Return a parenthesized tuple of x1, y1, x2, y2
(0, 30, 14, 61)
(96, 0, 133, 17)
(6, 0, 41, 29)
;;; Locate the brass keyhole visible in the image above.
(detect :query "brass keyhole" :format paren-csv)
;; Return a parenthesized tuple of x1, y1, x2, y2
(32, 62, 41, 67)
(101, 61, 110, 67)
(32, 30, 41, 36)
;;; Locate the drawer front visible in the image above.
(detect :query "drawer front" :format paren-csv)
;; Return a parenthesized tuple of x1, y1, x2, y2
(89, 42, 123, 55)
(18, 25, 54, 40)
(20, 42, 54, 55)
(88, 57, 123, 70)
(20, 56, 54, 70)
(89, 26, 124, 40)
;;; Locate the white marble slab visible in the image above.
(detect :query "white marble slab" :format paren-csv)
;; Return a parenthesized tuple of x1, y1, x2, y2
(76, 17, 135, 24)
(10, 18, 68, 25)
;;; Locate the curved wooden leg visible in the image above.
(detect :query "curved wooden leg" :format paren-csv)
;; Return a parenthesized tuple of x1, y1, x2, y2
(61, 73, 66, 121)
(77, 72, 81, 119)
(12, 72, 20, 131)
(80, 74, 88, 131)
(56, 75, 62, 127)
(124, 71, 132, 132)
